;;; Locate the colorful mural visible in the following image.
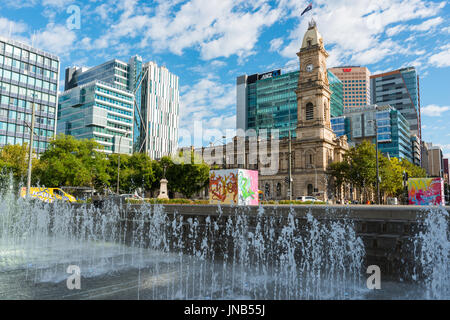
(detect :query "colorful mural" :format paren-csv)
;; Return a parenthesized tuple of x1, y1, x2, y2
(408, 178, 445, 206)
(209, 169, 259, 205)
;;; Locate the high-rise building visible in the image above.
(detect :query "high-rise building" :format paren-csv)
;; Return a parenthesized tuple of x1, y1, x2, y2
(410, 134, 421, 167)
(426, 143, 444, 178)
(328, 70, 344, 118)
(444, 158, 449, 184)
(0, 36, 60, 153)
(331, 104, 413, 162)
(421, 141, 430, 175)
(328, 66, 371, 109)
(61, 56, 179, 159)
(236, 69, 343, 139)
(370, 67, 421, 138)
(58, 81, 134, 154)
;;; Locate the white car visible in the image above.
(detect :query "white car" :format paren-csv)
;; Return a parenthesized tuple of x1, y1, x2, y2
(120, 194, 144, 200)
(296, 196, 321, 202)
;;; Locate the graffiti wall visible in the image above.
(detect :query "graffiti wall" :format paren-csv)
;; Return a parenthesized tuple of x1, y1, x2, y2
(408, 178, 445, 206)
(209, 169, 258, 205)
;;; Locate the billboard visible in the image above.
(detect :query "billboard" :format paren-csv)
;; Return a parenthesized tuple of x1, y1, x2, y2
(408, 178, 445, 206)
(209, 169, 259, 205)
(258, 69, 281, 80)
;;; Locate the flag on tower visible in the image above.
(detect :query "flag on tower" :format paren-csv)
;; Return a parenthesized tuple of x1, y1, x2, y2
(301, 3, 313, 16)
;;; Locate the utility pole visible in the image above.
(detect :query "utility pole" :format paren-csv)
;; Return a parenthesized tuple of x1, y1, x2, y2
(116, 133, 129, 194)
(369, 114, 380, 205)
(288, 129, 292, 201)
(288, 107, 293, 200)
(26, 103, 36, 197)
(375, 119, 380, 205)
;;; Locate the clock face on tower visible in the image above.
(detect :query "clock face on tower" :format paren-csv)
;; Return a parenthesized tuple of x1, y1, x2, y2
(306, 64, 314, 72)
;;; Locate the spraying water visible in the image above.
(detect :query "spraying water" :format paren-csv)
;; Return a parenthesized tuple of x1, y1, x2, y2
(0, 187, 448, 299)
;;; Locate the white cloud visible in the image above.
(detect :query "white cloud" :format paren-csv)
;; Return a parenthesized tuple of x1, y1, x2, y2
(89, 0, 282, 61)
(2, 0, 38, 8)
(279, 0, 446, 66)
(179, 75, 236, 145)
(411, 16, 443, 31)
(33, 23, 77, 55)
(0, 17, 28, 38)
(269, 38, 283, 52)
(422, 104, 450, 117)
(42, 0, 74, 7)
(428, 44, 450, 68)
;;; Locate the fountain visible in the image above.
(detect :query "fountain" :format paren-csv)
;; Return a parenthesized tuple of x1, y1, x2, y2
(0, 187, 448, 300)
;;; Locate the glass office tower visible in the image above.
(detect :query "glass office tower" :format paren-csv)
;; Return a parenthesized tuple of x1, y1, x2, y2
(370, 67, 421, 138)
(0, 36, 59, 153)
(63, 56, 179, 158)
(58, 81, 134, 154)
(236, 69, 343, 139)
(332, 104, 413, 162)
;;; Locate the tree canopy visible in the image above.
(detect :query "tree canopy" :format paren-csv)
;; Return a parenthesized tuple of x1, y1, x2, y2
(328, 140, 427, 202)
(0, 134, 211, 198)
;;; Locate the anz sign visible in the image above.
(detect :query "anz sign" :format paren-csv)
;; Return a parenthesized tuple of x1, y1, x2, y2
(258, 70, 281, 80)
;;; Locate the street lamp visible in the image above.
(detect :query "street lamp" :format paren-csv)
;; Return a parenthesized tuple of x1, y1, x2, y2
(368, 114, 380, 205)
(116, 132, 130, 194)
(25, 96, 38, 197)
(287, 106, 293, 201)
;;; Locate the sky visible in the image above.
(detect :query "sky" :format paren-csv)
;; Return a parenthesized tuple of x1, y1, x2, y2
(0, 0, 449, 156)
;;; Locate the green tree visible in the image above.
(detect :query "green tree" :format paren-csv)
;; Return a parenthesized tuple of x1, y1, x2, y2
(106, 153, 156, 194)
(329, 139, 429, 203)
(346, 140, 378, 202)
(0, 143, 32, 188)
(34, 134, 110, 189)
(328, 161, 350, 201)
(164, 151, 210, 198)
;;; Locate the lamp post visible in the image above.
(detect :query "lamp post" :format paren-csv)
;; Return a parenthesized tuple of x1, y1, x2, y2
(368, 115, 380, 205)
(287, 107, 293, 201)
(116, 133, 130, 194)
(25, 100, 37, 197)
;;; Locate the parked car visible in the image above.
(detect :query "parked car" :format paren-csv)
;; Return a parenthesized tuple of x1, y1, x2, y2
(120, 194, 144, 201)
(20, 187, 76, 203)
(296, 196, 321, 202)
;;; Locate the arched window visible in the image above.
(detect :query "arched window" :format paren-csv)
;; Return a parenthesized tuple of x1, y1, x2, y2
(306, 103, 314, 120)
(307, 184, 314, 196)
(276, 183, 282, 197)
(265, 183, 270, 198)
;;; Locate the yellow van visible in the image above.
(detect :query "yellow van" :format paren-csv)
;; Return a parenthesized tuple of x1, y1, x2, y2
(20, 187, 76, 203)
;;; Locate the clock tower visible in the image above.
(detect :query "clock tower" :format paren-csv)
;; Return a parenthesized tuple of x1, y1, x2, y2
(296, 20, 334, 141)
(290, 20, 348, 201)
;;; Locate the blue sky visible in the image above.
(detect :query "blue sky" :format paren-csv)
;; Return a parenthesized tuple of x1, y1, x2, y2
(0, 0, 449, 155)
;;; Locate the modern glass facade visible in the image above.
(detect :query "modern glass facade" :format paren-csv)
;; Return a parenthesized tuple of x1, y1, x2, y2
(328, 71, 344, 118)
(330, 116, 350, 139)
(328, 66, 371, 109)
(0, 36, 59, 153)
(335, 105, 413, 162)
(370, 67, 421, 138)
(236, 69, 343, 139)
(63, 56, 179, 158)
(57, 81, 134, 154)
(141, 62, 180, 159)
